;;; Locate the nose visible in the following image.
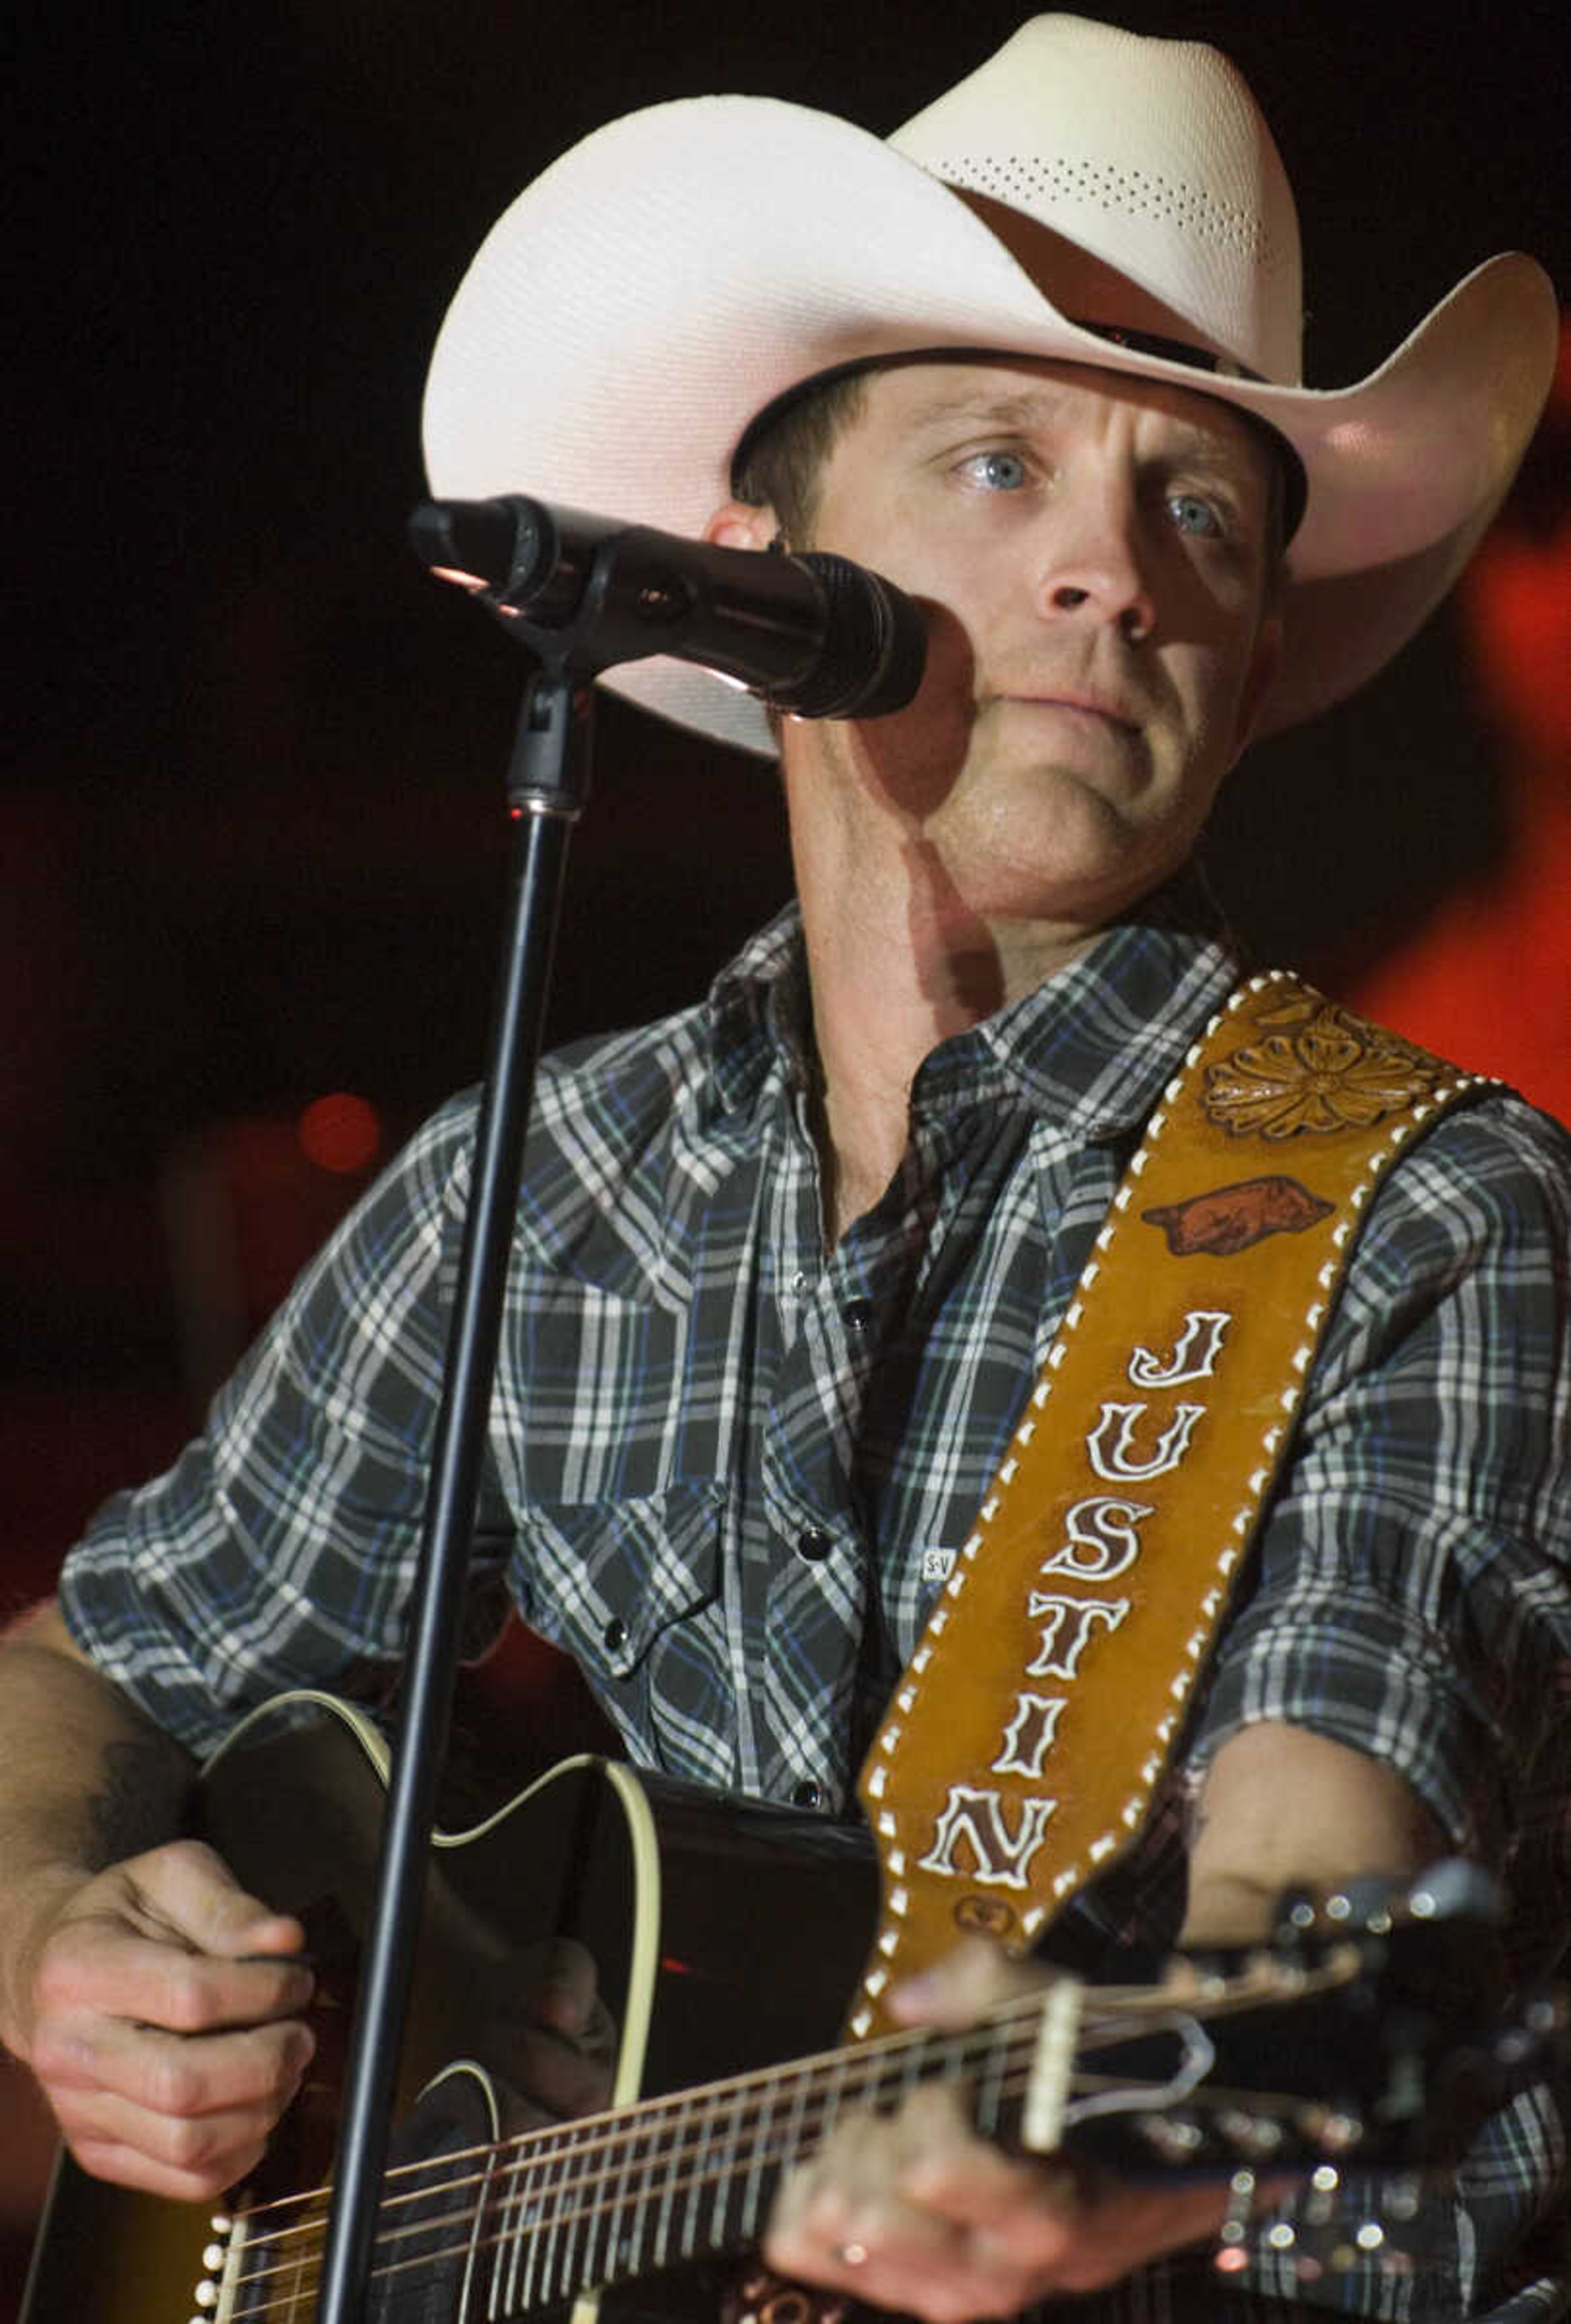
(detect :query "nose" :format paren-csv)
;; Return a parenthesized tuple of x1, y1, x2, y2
(1035, 479, 1157, 644)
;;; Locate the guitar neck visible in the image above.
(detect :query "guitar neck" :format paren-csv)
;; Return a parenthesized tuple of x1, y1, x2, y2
(220, 2003, 1036, 2318)
(217, 1962, 1360, 2321)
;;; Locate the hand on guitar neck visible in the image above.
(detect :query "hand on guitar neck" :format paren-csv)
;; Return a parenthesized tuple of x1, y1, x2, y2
(762, 1719, 1454, 2320)
(764, 1937, 1274, 2317)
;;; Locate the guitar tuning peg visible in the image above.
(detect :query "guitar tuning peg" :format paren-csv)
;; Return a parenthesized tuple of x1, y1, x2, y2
(1295, 2103, 1366, 2155)
(1213, 2168, 1258, 2274)
(1136, 2110, 1207, 2164)
(1404, 1860, 1503, 1925)
(1381, 2172, 1425, 2224)
(1215, 2107, 1287, 2160)
(1272, 1883, 1319, 1951)
(1301, 2162, 1340, 2230)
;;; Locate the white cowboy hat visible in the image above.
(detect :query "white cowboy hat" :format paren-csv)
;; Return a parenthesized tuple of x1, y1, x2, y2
(422, 13, 1557, 755)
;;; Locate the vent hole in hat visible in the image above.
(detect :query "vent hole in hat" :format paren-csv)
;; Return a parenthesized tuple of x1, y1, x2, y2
(934, 154, 1273, 263)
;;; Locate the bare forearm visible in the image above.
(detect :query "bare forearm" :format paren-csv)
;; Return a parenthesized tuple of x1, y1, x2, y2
(1179, 1719, 1446, 1949)
(0, 1614, 194, 2043)
(0, 1605, 322, 2197)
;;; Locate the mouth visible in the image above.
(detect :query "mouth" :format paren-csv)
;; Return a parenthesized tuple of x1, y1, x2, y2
(1004, 690, 1143, 735)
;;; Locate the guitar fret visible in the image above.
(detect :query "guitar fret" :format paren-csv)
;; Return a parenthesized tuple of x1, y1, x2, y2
(510, 2130, 559, 2317)
(680, 2081, 721, 2262)
(589, 2115, 619, 2295)
(974, 2021, 1011, 2141)
(488, 2147, 515, 2320)
(457, 2144, 500, 2324)
(651, 2095, 682, 2273)
(707, 2067, 742, 2251)
(555, 2122, 596, 2302)
(740, 2065, 787, 2241)
(491, 2139, 524, 2318)
(819, 2042, 853, 2140)
(619, 2101, 662, 2283)
(602, 2105, 638, 2286)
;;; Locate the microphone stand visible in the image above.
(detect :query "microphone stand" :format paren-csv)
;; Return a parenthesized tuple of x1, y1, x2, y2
(313, 587, 598, 2324)
(311, 499, 923, 2323)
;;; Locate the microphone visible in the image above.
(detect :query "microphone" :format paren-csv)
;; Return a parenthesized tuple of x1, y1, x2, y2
(410, 496, 926, 719)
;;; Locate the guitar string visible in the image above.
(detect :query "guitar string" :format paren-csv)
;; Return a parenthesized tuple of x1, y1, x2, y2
(218, 1976, 1357, 2312)
(226, 1958, 1349, 2252)
(221, 1980, 1211, 2257)
(221, 2052, 1339, 2321)
(222, 2053, 1084, 2314)
(222, 2015, 1044, 2285)
(217, 1962, 1355, 2305)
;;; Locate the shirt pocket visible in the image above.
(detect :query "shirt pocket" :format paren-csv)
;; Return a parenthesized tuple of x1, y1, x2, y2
(508, 1481, 732, 1776)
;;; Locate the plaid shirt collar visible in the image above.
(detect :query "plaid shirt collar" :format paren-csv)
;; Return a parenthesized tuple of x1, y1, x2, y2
(703, 874, 1240, 1146)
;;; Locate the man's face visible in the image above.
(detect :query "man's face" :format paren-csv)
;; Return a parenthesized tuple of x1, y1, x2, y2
(773, 357, 1283, 929)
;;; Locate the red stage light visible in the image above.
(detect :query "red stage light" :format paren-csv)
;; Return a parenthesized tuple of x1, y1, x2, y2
(297, 1091, 381, 1175)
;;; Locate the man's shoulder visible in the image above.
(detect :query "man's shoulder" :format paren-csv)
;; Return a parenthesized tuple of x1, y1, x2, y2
(533, 997, 717, 1135)
(405, 1000, 715, 1163)
(1383, 1097, 1570, 1330)
(1232, 977, 1569, 1227)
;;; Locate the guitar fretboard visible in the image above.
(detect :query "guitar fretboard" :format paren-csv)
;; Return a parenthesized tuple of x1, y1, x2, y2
(206, 1965, 1344, 2324)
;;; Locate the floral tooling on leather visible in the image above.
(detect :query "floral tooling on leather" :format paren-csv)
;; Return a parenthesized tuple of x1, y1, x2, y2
(1202, 995, 1443, 1139)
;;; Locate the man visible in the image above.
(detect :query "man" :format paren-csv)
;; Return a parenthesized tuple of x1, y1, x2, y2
(2, 17, 1566, 2320)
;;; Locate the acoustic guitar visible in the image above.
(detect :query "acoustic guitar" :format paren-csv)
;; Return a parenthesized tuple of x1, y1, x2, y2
(20, 1691, 1543, 2324)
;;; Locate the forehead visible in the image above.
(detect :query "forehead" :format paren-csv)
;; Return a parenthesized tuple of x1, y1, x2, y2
(838, 356, 1273, 483)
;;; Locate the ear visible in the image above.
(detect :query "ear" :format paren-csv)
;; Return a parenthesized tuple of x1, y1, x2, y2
(1227, 610, 1284, 770)
(704, 498, 779, 553)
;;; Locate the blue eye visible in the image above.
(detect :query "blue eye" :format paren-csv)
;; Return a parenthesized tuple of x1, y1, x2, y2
(961, 449, 1031, 492)
(1168, 492, 1225, 538)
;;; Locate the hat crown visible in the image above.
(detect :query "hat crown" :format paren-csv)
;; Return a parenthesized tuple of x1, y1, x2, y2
(891, 15, 1303, 387)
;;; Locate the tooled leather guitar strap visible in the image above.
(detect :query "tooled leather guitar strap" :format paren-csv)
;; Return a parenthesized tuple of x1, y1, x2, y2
(847, 971, 1492, 2039)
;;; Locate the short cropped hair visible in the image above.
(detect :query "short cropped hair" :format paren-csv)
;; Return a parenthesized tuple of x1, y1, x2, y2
(731, 371, 869, 544)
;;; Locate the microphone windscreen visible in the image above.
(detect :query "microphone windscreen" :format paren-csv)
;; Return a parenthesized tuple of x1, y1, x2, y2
(779, 556, 927, 719)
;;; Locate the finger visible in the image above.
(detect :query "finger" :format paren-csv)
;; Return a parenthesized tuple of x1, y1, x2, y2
(34, 2005, 315, 2117)
(56, 2083, 285, 2198)
(897, 2084, 1078, 2224)
(62, 2128, 272, 2205)
(887, 1935, 1039, 2028)
(767, 2090, 1077, 2320)
(500, 2024, 617, 2119)
(43, 2018, 314, 2203)
(36, 1913, 315, 2037)
(118, 1839, 309, 1962)
(525, 1936, 602, 2039)
(766, 2169, 1016, 2324)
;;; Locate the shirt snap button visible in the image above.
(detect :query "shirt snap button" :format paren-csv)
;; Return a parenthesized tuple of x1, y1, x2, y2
(844, 1298, 873, 1333)
(792, 1780, 825, 1810)
(602, 1616, 629, 1653)
(796, 1528, 833, 1562)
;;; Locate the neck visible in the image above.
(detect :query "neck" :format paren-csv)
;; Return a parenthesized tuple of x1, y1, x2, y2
(788, 799, 1109, 1249)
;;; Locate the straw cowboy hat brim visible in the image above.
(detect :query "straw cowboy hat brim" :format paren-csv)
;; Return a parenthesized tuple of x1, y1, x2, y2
(422, 20, 1557, 755)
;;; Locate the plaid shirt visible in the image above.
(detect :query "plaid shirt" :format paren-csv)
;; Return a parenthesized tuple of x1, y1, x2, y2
(61, 905, 1571, 2320)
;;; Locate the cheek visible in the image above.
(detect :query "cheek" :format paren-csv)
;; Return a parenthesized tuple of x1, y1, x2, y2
(1178, 596, 1271, 739)
(855, 600, 979, 818)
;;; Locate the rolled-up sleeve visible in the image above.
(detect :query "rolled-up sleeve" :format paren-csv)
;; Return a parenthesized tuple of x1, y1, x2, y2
(1189, 1094, 1571, 1891)
(59, 1093, 516, 1753)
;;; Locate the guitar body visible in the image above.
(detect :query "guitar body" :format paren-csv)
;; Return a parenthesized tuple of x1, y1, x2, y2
(22, 1692, 880, 2324)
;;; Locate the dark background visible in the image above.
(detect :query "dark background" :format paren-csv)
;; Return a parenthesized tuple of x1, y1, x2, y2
(2, 0, 1566, 2296)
